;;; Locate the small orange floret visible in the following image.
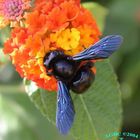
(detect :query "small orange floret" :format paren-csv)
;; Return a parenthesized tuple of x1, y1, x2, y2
(26, 11, 47, 33)
(60, 1, 80, 21)
(46, 7, 69, 31)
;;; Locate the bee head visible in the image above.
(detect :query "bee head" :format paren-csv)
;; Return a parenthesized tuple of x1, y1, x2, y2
(43, 50, 79, 82)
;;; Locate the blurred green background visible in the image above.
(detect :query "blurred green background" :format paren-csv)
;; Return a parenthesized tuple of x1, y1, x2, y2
(0, 0, 140, 140)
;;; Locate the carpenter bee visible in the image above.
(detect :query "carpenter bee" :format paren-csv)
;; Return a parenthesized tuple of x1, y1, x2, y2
(43, 35, 123, 134)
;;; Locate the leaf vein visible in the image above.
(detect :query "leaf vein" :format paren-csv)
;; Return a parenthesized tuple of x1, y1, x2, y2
(80, 95, 99, 140)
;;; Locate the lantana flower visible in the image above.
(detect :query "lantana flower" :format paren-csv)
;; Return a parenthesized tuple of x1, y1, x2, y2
(0, 0, 31, 28)
(3, 0, 101, 91)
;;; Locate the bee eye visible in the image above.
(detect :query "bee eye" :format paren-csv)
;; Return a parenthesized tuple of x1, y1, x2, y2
(70, 67, 95, 94)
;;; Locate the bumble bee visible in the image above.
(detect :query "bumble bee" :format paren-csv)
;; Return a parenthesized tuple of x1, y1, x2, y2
(43, 35, 123, 134)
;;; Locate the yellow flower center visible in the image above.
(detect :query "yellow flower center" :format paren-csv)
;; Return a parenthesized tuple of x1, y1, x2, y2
(51, 28, 80, 51)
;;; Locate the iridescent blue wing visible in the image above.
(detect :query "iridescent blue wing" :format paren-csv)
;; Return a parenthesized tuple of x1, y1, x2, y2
(56, 81, 75, 134)
(73, 35, 123, 61)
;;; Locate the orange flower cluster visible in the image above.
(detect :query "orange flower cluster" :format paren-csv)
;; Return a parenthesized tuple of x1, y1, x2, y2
(3, 0, 101, 91)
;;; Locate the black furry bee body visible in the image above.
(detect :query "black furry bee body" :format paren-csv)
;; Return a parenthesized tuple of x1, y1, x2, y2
(43, 35, 123, 135)
(43, 50, 95, 93)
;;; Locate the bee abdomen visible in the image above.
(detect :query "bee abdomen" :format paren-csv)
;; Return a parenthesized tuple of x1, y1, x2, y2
(70, 66, 95, 94)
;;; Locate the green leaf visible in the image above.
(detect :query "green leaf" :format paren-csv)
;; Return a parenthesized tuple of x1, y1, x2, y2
(82, 2, 108, 32)
(25, 60, 122, 140)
